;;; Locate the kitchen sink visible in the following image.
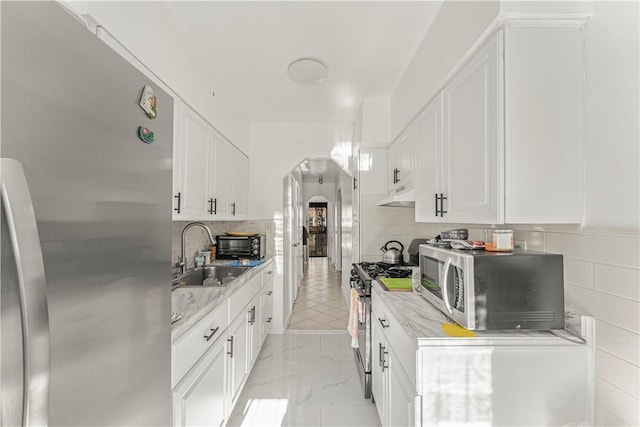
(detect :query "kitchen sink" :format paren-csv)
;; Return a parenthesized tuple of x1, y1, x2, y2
(172, 265, 251, 288)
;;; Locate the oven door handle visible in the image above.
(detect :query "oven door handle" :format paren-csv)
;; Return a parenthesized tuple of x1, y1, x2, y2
(441, 257, 454, 315)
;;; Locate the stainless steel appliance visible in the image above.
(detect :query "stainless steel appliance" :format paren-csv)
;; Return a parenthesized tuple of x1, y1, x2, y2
(350, 261, 414, 399)
(1, 3, 172, 425)
(215, 234, 266, 260)
(418, 245, 565, 330)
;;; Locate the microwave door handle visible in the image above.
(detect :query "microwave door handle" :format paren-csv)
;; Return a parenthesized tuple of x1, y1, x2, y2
(441, 257, 454, 315)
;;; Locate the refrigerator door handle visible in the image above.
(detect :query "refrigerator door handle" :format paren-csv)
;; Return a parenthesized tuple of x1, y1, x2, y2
(1, 158, 50, 427)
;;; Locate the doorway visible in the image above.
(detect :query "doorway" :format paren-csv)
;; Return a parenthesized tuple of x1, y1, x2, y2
(308, 202, 327, 257)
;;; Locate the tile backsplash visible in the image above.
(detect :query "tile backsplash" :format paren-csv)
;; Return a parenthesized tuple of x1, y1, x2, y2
(360, 194, 640, 426)
(171, 220, 275, 273)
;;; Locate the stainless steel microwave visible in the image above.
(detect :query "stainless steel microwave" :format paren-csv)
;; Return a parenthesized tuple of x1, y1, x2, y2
(417, 244, 565, 330)
(215, 235, 266, 260)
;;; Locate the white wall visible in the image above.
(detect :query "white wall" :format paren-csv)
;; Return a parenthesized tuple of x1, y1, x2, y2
(390, 1, 500, 140)
(63, 1, 250, 154)
(248, 123, 353, 220)
(386, 1, 639, 425)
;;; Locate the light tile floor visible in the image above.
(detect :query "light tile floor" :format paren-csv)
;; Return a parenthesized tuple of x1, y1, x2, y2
(288, 258, 349, 330)
(227, 258, 380, 426)
(227, 334, 380, 427)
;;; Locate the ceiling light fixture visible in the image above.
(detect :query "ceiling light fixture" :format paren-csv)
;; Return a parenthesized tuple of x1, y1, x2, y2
(287, 57, 328, 85)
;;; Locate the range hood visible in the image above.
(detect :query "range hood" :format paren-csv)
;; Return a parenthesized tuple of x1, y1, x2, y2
(376, 188, 415, 207)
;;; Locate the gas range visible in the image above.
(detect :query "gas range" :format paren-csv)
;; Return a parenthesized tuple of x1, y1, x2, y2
(350, 261, 416, 400)
(351, 262, 414, 295)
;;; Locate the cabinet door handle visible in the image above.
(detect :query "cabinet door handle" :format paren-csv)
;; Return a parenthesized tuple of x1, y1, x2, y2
(378, 343, 384, 367)
(231, 202, 236, 216)
(204, 327, 219, 342)
(434, 193, 439, 216)
(208, 198, 214, 215)
(266, 290, 273, 296)
(353, 177, 357, 190)
(439, 193, 448, 217)
(396, 169, 401, 183)
(174, 192, 181, 214)
(382, 347, 388, 372)
(378, 317, 389, 328)
(227, 336, 234, 358)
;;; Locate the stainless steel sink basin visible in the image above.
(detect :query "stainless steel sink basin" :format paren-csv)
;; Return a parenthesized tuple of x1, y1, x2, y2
(172, 265, 251, 288)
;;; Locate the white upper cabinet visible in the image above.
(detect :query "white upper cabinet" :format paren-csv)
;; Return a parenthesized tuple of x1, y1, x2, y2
(210, 134, 231, 217)
(388, 126, 416, 193)
(503, 23, 584, 223)
(415, 20, 585, 224)
(173, 101, 249, 221)
(415, 92, 444, 222)
(443, 31, 502, 224)
(415, 33, 502, 224)
(229, 147, 249, 219)
(173, 101, 212, 221)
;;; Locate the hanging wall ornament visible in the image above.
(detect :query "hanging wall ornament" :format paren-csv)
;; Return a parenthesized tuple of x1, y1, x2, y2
(139, 85, 158, 119)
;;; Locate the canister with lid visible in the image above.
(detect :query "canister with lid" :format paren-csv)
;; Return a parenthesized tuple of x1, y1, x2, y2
(484, 229, 514, 252)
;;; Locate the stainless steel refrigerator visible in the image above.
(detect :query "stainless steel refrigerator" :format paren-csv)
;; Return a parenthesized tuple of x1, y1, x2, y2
(1, 2, 172, 426)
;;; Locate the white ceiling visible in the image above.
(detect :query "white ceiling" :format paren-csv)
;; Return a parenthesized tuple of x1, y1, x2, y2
(298, 158, 347, 184)
(165, 1, 443, 124)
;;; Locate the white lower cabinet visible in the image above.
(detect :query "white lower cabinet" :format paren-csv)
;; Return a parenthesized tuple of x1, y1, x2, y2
(248, 292, 262, 369)
(172, 263, 274, 426)
(372, 286, 593, 427)
(172, 336, 227, 427)
(372, 300, 417, 427)
(228, 307, 250, 406)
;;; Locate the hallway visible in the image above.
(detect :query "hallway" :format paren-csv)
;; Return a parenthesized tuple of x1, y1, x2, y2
(288, 257, 348, 330)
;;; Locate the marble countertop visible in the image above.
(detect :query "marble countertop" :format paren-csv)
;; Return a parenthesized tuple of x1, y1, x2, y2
(372, 280, 588, 348)
(171, 257, 273, 343)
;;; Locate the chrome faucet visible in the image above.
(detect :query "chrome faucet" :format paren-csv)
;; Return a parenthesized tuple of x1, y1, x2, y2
(178, 222, 216, 275)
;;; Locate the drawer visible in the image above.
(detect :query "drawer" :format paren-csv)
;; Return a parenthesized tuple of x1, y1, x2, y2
(372, 294, 417, 382)
(172, 301, 229, 388)
(262, 275, 274, 309)
(229, 274, 262, 321)
(262, 263, 274, 286)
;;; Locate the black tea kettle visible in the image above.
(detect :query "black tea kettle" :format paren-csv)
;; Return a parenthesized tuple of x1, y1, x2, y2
(380, 240, 404, 265)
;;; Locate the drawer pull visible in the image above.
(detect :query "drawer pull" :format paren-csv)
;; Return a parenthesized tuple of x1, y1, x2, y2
(378, 317, 390, 328)
(204, 327, 219, 342)
(227, 336, 234, 358)
(266, 271, 273, 275)
(266, 290, 273, 296)
(266, 317, 272, 323)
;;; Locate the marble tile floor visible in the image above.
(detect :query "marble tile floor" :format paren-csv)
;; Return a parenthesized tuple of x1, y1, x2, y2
(227, 333, 381, 427)
(288, 258, 348, 331)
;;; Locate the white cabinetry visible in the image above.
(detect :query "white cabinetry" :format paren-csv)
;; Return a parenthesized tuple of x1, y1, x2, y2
(415, 34, 502, 223)
(372, 286, 593, 427)
(172, 101, 248, 221)
(173, 101, 211, 220)
(172, 262, 275, 427)
(415, 93, 444, 222)
(415, 21, 585, 224)
(261, 267, 274, 344)
(444, 32, 502, 223)
(228, 306, 250, 406)
(229, 147, 249, 218)
(371, 296, 417, 427)
(388, 126, 416, 193)
(172, 336, 227, 427)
